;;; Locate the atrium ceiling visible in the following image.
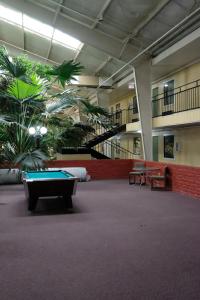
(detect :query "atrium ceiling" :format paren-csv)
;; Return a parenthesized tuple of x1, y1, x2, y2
(0, 0, 200, 88)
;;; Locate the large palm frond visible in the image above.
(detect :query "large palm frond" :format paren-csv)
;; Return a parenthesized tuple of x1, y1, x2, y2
(45, 90, 81, 114)
(47, 60, 84, 87)
(14, 149, 47, 170)
(7, 74, 47, 100)
(0, 46, 30, 82)
(80, 99, 109, 117)
(0, 115, 16, 126)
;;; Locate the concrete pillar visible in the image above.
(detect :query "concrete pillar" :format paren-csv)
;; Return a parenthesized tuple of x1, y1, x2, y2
(134, 59, 152, 160)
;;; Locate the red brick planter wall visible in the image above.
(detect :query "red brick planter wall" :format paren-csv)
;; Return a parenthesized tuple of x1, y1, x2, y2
(47, 159, 200, 199)
(1, 159, 199, 199)
(144, 160, 200, 199)
(46, 159, 133, 180)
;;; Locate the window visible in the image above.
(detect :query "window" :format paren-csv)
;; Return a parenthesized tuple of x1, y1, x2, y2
(132, 96, 138, 114)
(152, 87, 159, 117)
(164, 80, 174, 106)
(115, 103, 121, 120)
(164, 135, 174, 159)
(133, 137, 141, 155)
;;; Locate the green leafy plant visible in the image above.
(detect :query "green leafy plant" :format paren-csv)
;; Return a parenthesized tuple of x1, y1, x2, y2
(0, 45, 109, 170)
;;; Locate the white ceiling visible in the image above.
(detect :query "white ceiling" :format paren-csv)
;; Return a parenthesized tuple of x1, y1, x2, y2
(0, 0, 200, 89)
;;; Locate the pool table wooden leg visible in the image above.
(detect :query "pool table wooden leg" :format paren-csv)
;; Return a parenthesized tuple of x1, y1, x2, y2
(63, 195, 73, 209)
(28, 196, 38, 211)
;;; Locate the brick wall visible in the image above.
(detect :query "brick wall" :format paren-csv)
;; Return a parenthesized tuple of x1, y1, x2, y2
(2, 158, 199, 199)
(144, 160, 200, 199)
(47, 159, 200, 199)
(46, 159, 133, 180)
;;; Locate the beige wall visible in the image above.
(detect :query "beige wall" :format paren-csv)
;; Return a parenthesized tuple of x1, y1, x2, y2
(157, 126, 200, 166)
(98, 61, 200, 166)
(108, 90, 135, 112)
(56, 153, 91, 160)
(110, 134, 144, 159)
(152, 61, 200, 93)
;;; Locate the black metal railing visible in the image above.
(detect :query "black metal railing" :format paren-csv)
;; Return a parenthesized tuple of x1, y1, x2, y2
(84, 129, 134, 159)
(92, 109, 139, 136)
(93, 139, 135, 159)
(152, 79, 200, 117)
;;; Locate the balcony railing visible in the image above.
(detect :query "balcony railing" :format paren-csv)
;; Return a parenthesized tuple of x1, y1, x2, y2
(152, 79, 200, 117)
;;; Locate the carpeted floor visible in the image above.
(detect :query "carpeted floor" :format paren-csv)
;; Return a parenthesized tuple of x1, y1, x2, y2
(1, 180, 200, 300)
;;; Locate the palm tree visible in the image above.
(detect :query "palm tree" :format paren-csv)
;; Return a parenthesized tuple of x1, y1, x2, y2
(0, 46, 109, 170)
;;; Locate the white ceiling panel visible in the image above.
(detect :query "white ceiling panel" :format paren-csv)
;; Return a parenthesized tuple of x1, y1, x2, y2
(49, 43, 75, 63)
(25, 32, 51, 57)
(0, 20, 23, 47)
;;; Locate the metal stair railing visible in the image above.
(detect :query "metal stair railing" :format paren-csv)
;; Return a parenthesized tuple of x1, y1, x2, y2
(83, 128, 135, 159)
(93, 139, 135, 159)
(93, 109, 139, 134)
(84, 122, 126, 147)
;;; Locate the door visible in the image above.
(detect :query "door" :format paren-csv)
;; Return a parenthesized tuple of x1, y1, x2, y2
(163, 80, 174, 115)
(153, 136, 159, 161)
(152, 87, 159, 117)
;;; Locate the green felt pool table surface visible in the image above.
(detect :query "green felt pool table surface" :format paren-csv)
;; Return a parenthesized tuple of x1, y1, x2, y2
(24, 171, 74, 180)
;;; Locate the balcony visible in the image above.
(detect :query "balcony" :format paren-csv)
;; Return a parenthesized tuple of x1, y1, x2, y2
(152, 79, 200, 128)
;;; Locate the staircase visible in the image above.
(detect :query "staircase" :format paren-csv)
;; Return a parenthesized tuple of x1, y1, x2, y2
(92, 139, 135, 159)
(83, 124, 126, 148)
(58, 115, 134, 159)
(90, 148, 110, 159)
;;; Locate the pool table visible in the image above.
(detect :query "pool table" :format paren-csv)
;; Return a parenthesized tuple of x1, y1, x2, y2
(22, 170, 78, 211)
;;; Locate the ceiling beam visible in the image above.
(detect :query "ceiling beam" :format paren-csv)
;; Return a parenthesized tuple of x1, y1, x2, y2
(97, 5, 200, 89)
(30, 0, 129, 38)
(73, 44, 84, 62)
(27, 0, 125, 42)
(1, 0, 138, 62)
(46, 0, 63, 60)
(94, 56, 112, 75)
(42, 0, 95, 23)
(0, 38, 59, 65)
(91, 0, 113, 29)
(119, 0, 172, 58)
(21, 13, 25, 51)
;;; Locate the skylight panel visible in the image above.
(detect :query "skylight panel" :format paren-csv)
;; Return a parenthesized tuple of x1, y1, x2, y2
(23, 15, 53, 38)
(0, 4, 22, 25)
(0, 3, 82, 50)
(53, 29, 82, 50)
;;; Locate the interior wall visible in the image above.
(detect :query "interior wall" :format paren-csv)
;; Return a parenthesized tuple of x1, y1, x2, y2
(152, 61, 200, 93)
(108, 90, 134, 111)
(157, 126, 200, 167)
(111, 134, 144, 159)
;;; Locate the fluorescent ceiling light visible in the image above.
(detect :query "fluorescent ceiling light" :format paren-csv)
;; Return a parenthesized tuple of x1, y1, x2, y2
(128, 82, 135, 89)
(0, 4, 22, 25)
(53, 29, 82, 50)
